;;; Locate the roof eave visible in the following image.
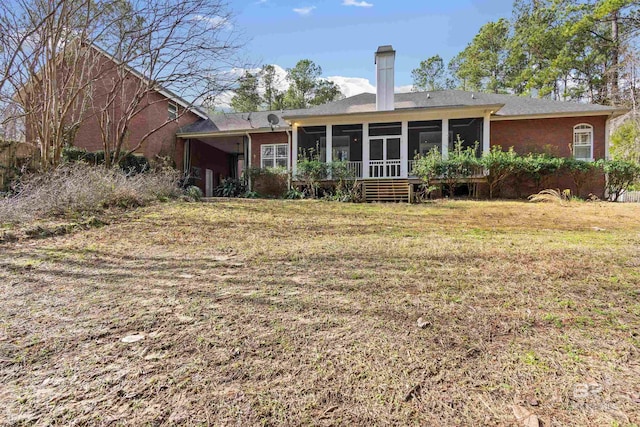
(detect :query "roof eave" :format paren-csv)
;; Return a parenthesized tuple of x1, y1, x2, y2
(282, 103, 506, 121)
(177, 126, 290, 138)
(492, 108, 629, 121)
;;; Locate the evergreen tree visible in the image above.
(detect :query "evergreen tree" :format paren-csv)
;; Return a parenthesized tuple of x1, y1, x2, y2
(411, 55, 447, 91)
(230, 71, 261, 113)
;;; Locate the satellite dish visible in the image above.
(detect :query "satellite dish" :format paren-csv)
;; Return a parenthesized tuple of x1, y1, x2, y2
(267, 114, 280, 126)
(267, 113, 280, 131)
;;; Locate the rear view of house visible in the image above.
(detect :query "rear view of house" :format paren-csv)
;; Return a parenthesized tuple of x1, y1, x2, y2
(177, 45, 626, 199)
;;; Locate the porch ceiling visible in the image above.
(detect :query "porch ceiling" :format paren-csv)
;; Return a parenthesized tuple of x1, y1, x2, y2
(193, 135, 244, 154)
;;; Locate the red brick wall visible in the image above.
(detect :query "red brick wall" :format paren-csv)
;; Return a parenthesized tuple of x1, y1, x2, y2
(491, 116, 608, 198)
(490, 115, 607, 159)
(189, 139, 231, 192)
(250, 132, 289, 168)
(25, 50, 201, 168)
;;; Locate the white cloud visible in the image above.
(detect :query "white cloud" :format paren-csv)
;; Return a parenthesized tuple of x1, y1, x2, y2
(192, 14, 232, 30)
(342, 0, 373, 7)
(327, 76, 375, 98)
(293, 6, 316, 16)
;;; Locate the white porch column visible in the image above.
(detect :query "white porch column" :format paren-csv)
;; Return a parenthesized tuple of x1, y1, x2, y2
(292, 123, 298, 177)
(363, 123, 369, 178)
(326, 124, 332, 163)
(483, 112, 491, 155)
(401, 121, 408, 178)
(441, 118, 449, 159)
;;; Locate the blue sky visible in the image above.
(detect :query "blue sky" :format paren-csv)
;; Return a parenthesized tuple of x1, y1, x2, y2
(230, 0, 515, 89)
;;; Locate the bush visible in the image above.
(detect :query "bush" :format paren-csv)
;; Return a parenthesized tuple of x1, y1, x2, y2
(561, 158, 602, 198)
(295, 159, 328, 198)
(248, 167, 288, 198)
(62, 147, 150, 174)
(603, 159, 640, 202)
(440, 139, 481, 197)
(185, 185, 203, 201)
(0, 163, 181, 223)
(481, 146, 517, 199)
(215, 178, 246, 197)
(412, 147, 442, 199)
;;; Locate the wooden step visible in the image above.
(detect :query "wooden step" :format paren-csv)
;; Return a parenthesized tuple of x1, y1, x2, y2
(363, 179, 411, 203)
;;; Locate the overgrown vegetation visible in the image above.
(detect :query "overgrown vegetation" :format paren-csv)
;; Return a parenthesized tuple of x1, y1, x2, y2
(247, 167, 289, 198)
(0, 163, 182, 223)
(1, 199, 638, 425)
(62, 147, 151, 174)
(412, 146, 640, 200)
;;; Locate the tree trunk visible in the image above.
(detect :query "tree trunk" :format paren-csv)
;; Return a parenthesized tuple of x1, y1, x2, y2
(611, 10, 620, 105)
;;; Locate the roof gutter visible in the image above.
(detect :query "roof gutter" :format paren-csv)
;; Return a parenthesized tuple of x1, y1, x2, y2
(177, 126, 292, 139)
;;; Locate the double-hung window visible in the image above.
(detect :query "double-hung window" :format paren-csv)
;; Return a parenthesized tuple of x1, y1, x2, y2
(261, 144, 288, 169)
(573, 124, 593, 161)
(168, 102, 178, 120)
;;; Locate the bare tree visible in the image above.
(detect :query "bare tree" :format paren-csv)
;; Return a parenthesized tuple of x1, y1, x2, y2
(0, 0, 244, 169)
(90, 0, 244, 167)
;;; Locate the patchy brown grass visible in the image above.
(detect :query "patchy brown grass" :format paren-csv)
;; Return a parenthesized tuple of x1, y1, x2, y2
(1, 199, 639, 426)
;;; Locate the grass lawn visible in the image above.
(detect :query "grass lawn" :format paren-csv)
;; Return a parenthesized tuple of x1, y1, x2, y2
(1, 199, 639, 426)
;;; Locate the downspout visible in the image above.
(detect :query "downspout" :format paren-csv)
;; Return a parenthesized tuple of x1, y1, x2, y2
(245, 132, 252, 191)
(286, 129, 292, 189)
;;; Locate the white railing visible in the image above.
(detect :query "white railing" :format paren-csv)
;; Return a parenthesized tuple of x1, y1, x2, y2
(369, 160, 401, 178)
(345, 161, 362, 178)
(408, 160, 416, 176)
(618, 191, 640, 203)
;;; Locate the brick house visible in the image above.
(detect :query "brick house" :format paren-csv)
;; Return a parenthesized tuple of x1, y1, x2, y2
(21, 44, 207, 169)
(178, 46, 627, 199)
(52, 44, 626, 199)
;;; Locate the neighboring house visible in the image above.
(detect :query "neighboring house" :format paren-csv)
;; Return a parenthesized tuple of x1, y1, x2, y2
(178, 45, 627, 199)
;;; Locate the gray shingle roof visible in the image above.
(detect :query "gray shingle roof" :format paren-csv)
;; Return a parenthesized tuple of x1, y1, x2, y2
(178, 90, 624, 136)
(178, 109, 306, 135)
(283, 90, 620, 119)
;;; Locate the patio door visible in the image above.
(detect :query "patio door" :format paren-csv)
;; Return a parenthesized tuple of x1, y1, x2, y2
(369, 137, 401, 178)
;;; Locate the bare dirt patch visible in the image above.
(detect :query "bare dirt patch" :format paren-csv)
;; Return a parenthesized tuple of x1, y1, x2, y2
(1, 199, 639, 425)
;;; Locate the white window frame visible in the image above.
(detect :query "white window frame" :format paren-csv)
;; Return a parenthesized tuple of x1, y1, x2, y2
(168, 102, 178, 121)
(261, 143, 289, 169)
(573, 123, 593, 161)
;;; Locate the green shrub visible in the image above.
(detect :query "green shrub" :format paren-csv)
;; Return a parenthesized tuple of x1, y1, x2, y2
(481, 146, 517, 199)
(62, 147, 150, 174)
(603, 159, 640, 202)
(185, 185, 203, 201)
(284, 188, 304, 199)
(440, 139, 481, 197)
(412, 147, 442, 199)
(215, 178, 246, 197)
(561, 158, 602, 198)
(296, 158, 329, 198)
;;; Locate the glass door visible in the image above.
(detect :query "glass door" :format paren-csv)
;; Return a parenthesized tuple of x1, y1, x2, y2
(369, 137, 401, 178)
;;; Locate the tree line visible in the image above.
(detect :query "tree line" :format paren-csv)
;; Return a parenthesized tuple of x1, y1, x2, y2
(230, 60, 343, 113)
(411, 0, 639, 107)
